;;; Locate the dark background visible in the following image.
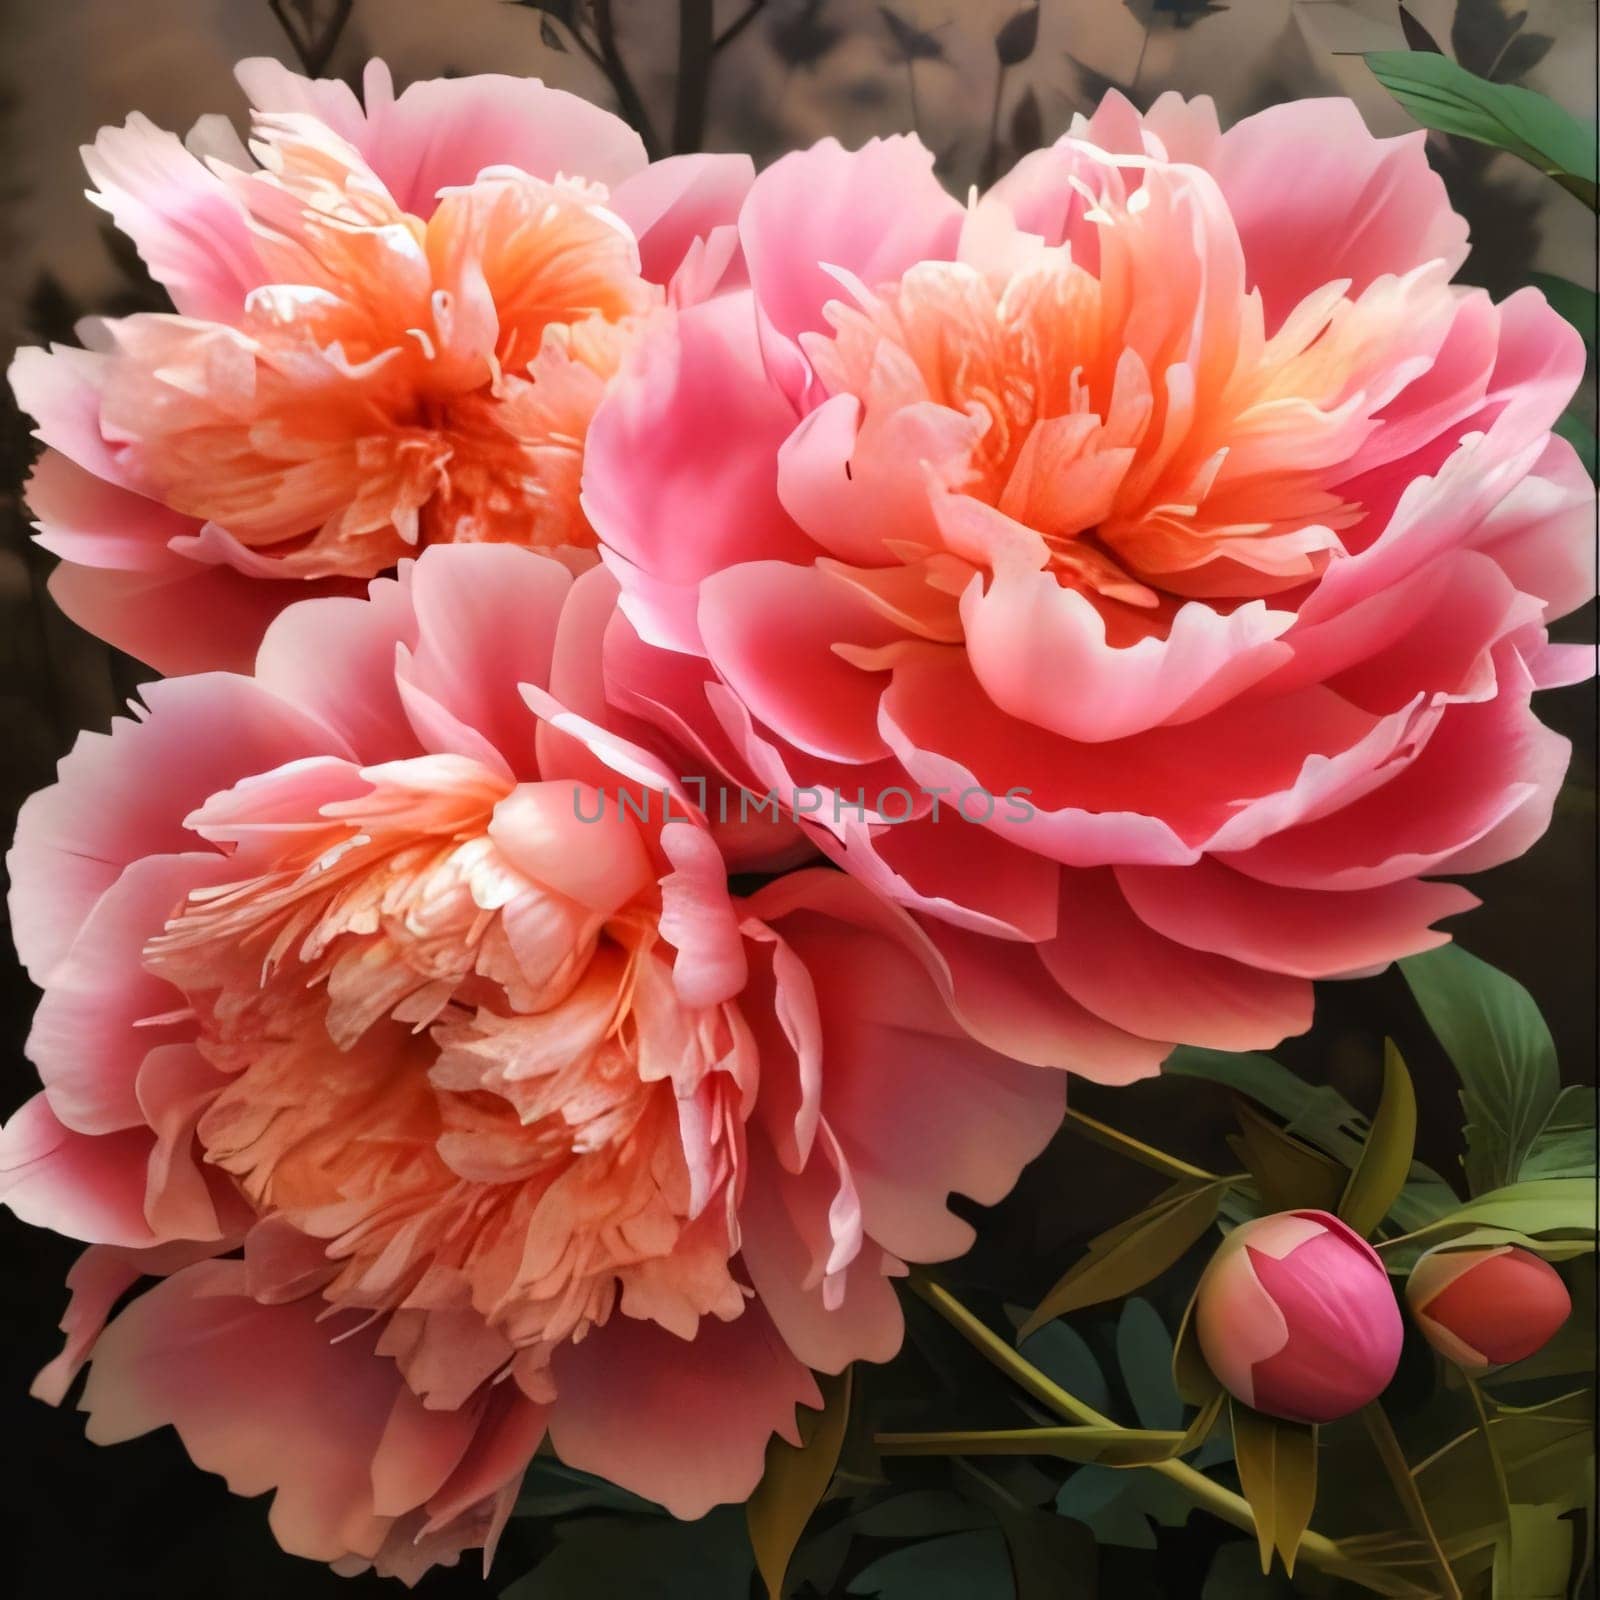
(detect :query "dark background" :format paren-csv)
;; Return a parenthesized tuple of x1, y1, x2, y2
(0, 1, 1594, 1594)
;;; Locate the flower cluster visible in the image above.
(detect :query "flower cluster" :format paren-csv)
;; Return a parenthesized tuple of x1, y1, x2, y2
(2, 58, 1591, 1584)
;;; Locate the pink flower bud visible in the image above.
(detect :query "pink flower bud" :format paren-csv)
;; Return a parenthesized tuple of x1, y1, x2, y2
(1194, 1210, 1403, 1424)
(1405, 1245, 1571, 1369)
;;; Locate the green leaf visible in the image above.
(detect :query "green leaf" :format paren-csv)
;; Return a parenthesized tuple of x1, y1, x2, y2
(1408, 1177, 1597, 1242)
(1171, 1286, 1224, 1407)
(1015, 1318, 1112, 1415)
(1413, 1392, 1593, 1563)
(748, 1368, 853, 1599)
(1531, 273, 1599, 354)
(1018, 1178, 1225, 1335)
(1164, 1047, 1458, 1229)
(992, 1503, 1097, 1600)
(1339, 1042, 1418, 1237)
(1116, 1298, 1182, 1431)
(1230, 1401, 1318, 1577)
(502, 1507, 752, 1599)
(850, 1492, 992, 1539)
(1229, 1098, 1348, 1214)
(1493, 1504, 1574, 1599)
(513, 1458, 662, 1518)
(846, 1528, 1015, 1598)
(1522, 1085, 1598, 1180)
(1401, 945, 1563, 1193)
(1365, 50, 1598, 206)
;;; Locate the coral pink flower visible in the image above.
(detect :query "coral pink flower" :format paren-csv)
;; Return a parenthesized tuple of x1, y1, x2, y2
(584, 94, 1596, 1081)
(0, 545, 1062, 1580)
(1406, 1244, 1571, 1369)
(1194, 1210, 1402, 1424)
(9, 59, 752, 672)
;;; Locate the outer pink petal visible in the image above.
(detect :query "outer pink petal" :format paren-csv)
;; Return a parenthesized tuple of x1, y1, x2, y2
(82, 114, 261, 318)
(1224, 655, 1568, 890)
(785, 914, 1065, 1261)
(237, 58, 647, 215)
(1212, 99, 1469, 328)
(739, 1134, 904, 1373)
(922, 918, 1171, 1084)
(46, 559, 338, 676)
(7, 673, 343, 984)
(585, 294, 813, 618)
(609, 153, 755, 289)
(396, 545, 572, 781)
(84, 1262, 390, 1563)
(1041, 869, 1313, 1051)
(0, 1093, 156, 1248)
(739, 135, 963, 400)
(25, 852, 240, 1134)
(547, 1305, 820, 1518)
(26, 449, 198, 573)
(1115, 858, 1477, 980)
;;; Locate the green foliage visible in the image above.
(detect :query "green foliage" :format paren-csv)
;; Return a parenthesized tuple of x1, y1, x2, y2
(1018, 1178, 1227, 1334)
(502, 1507, 753, 1599)
(1365, 49, 1598, 206)
(846, 1528, 1014, 1598)
(1338, 1043, 1418, 1238)
(748, 1369, 853, 1598)
(1229, 1402, 1317, 1577)
(1401, 945, 1574, 1193)
(1531, 272, 1599, 479)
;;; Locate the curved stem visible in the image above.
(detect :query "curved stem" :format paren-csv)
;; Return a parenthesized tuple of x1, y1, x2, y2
(1063, 1106, 1221, 1184)
(911, 1279, 1421, 1595)
(1361, 1403, 1462, 1600)
(1463, 1373, 1513, 1524)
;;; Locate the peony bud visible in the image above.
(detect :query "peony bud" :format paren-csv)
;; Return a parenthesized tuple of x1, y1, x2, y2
(1405, 1245, 1571, 1369)
(1194, 1210, 1403, 1424)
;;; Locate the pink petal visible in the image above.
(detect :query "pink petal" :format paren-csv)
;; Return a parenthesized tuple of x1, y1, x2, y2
(1115, 858, 1478, 980)
(739, 1134, 904, 1372)
(1212, 99, 1468, 329)
(82, 113, 261, 319)
(7, 671, 340, 984)
(82, 1261, 397, 1564)
(740, 136, 962, 402)
(1040, 869, 1313, 1051)
(0, 1093, 156, 1248)
(584, 294, 813, 620)
(610, 153, 754, 289)
(962, 566, 1294, 743)
(26, 852, 245, 1134)
(547, 1305, 821, 1518)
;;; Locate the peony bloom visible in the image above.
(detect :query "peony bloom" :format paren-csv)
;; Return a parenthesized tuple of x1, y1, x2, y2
(0, 545, 1063, 1580)
(1194, 1210, 1402, 1424)
(584, 93, 1596, 1079)
(1406, 1244, 1571, 1369)
(9, 58, 752, 673)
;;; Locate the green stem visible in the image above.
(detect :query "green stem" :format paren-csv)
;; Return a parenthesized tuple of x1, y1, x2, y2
(911, 1279, 1418, 1595)
(1063, 1106, 1221, 1184)
(1463, 1373, 1513, 1525)
(1361, 1404, 1462, 1600)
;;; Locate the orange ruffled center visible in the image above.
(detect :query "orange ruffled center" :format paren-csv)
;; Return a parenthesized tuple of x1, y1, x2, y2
(805, 164, 1457, 643)
(143, 761, 749, 1399)
(101, 113, 660, 577)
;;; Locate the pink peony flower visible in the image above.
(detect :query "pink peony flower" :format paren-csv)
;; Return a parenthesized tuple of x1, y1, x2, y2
(0, 544, 1062, 1580)
(1406, 1244, 1571, 1369)
(584, 93, 1596, 1080)
(9, 59, 752, 673)
(1194, 1210, 1403, 1424)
